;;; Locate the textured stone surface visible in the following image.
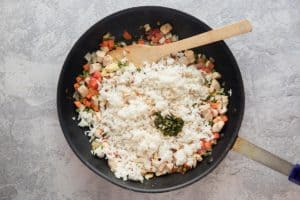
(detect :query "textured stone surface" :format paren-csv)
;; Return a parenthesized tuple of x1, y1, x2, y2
(0, 0, 299, 199)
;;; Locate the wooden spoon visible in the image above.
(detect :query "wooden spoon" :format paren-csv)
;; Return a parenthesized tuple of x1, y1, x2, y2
(108, 19, 252, 66)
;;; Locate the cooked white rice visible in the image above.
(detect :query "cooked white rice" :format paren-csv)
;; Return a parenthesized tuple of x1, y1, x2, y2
(76, 56, 228, 182)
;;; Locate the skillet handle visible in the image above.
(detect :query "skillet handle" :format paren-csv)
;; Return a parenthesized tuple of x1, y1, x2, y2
(232, 136, 300, 185)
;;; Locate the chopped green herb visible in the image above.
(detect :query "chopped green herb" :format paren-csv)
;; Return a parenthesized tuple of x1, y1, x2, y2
(154, 112, 184, 137)
(203, 151, 212, 157)
(75, 108, 80, 112)
(118, 61, 128, 68)
(81, 70, 89, 78)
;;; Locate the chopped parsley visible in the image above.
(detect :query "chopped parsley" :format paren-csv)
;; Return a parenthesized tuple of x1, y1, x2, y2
(154, 112, 184, 136)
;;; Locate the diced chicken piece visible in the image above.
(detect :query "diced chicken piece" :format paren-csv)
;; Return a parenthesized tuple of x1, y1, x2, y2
(89, 63, 101, 74)
(201, 108, 213, 121)
(209, 79, 221, 93)
(218, 95, 229, 114)
(143, 24, 151, 32)
(160, 23, 173, 34)
(105, 62, 119, 73)
(165, 33, 172, 39)
(211, 109, 219, 117)
(159, 37, 166, 44)
(144, 173, 154, 180)
(96, 50, 106, 63)
(212, 72, 221, 79)
(178, 56, 189, 65)
(184, 50, 195, 64)
(174, 149, 186, 166)
(194, 153, 202, 161)
(108, 159, 117, 171)
(171, 35, 178, 42)
(200, 104, 213, 120)
(91, 140, 101, 150)
(166, 163, 174, 171)
(101, 46, 109, 53)
(77, 85, 88, 97)
(102, 55, 113, 66)
(84, 77, 90, 84)
(94, 145, 105, 158)
(212, 120, 225, 132)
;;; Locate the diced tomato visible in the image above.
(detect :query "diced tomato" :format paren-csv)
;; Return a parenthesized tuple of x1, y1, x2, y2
(147, 28, 163, 43)
(213, 132, 220, 139)
(107, 39, 114, 49)
(137, 39, 145, 44)
(88, 77, 98, 90)
(82, 98, 91, 107)
(210, 102, 219, 109)
(73, 83, 80, 89)
(101, 39, 114, 50)
(83, 64, 90, 71)
(197, 149, 205, 155)
(203, 141, 212, 150)
(92, 71, 102, 80)
(183, 163, 190, 168)
(197, 61, 214, 73)
(86, 89, 98, 99)
(91, 103, 99, 112)
(86, 93, 93, 100)
(165, 38, 171, 43)
(101, 40, 108, 47)
(74, 101, 81, 108)
(122, 30, 132, 40)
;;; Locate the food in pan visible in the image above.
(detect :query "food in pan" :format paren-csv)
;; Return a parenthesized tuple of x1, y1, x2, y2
(72, 23, 229, 182)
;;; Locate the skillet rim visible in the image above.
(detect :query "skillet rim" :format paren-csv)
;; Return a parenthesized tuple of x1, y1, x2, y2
(57, 5, 245, 193)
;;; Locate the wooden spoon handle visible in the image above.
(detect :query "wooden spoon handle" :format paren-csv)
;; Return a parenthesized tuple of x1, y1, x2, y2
(160, 19, 252, 54)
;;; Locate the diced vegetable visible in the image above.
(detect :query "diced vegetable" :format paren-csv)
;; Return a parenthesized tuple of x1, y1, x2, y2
(76, 76, 82, 83)
(83, 98, 91, 107)
(203, 141, 212, 150)
(86, 89, 98, 99)
(165, 38, 171, 43)
(137, 39, 145, 44)
(91, 103, 99, 112)
(74, 83, 80, 89)
(123, 30, 132, 40)
(83, 64, 90, 71)
(92, 71, 102, 80)
(210, 102, 219, 109)
(74, 101, 82, 108)
(213, 132, 220, 139)
(101, 39, 115, 50)
(88, 77, 98, 90)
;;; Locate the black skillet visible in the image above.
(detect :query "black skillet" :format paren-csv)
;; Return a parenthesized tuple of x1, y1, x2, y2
(57, 6, 300, 192)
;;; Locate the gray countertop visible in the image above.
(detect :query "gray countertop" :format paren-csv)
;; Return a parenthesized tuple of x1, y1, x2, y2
(0, 0, 299, 199)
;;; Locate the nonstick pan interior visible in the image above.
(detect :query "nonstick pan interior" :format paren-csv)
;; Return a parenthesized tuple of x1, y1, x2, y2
(57, 6, 245, 192)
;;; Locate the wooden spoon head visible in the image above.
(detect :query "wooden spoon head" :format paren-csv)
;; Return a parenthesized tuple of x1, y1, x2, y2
(108, 44, 160, 67)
